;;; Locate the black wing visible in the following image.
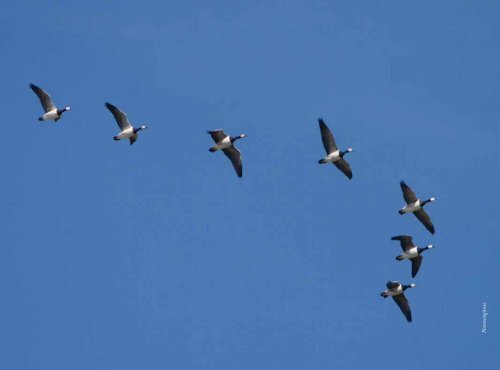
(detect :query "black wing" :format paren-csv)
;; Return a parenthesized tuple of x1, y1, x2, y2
(391, 235, 415, 251)
(105, 102, 132, 131)
(414, 209, 435, 234)
(207, 130, 228, 143)
(318, 118, 338, 154)
(333, 159, 352, 179)
(222, 146, 242, 178)
(411, 256, 423, 278)
(386, 281, 400, 290)
(129, 134, 138, 146)
(30, 83, 55, 112)
(400, 181, 418, 204)
(392, 294, 412, 322)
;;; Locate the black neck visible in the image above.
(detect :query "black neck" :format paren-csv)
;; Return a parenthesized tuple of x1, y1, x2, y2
(57, 108, 66, 115)
(402, 285, 412, 291)
(340, 149, 349, 157)
(230, 136, 241, 143)
(133, 127, 143, 134)
(417, 246, 429, 254)
(421, 199, 432, 206)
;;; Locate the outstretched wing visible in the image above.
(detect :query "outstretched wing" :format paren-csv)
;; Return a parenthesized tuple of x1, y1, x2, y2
(318, 118, 337, 154)
(333, 158, 352, 179)
(207, 129, 228, 143)
(392, 294, 412, 322)
(400, 181, 418, 204)
(105, 102, 132, 131)
(391, 235, 415, 251)
(129, 134, 138, 146)
(386, 281, 400, 290)
(411, 256, 423, 278)
(30, 84, 55, 112)
(414, 209, 435, 234)
(222, 146, 242, 178)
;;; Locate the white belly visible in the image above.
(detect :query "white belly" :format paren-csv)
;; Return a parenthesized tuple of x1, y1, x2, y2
(42, 109, 58, 120)
(116, 127, 134, 139)
(324, 150, 341, 163)
(386, 284, 403, 296)
(401, 247, 418, 259)
(385, 289, 402, 297)
(216, 136, 232, 150)
(401, 200, 422, 213)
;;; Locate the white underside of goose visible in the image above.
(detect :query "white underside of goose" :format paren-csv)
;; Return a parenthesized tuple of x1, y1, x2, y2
(41, 109, 59, 121)
(323, 150, 341, 163)
(399, 247, 419, 259)
(400, 200, 422, 213)
(383, 286, 403, 296)
(115, 127, 134, 140)
(212, 137, 232, 151)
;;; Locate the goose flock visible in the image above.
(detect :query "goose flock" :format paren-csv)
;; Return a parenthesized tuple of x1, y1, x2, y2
(29, 83, 438, 323)
(381, 181, 436, 322)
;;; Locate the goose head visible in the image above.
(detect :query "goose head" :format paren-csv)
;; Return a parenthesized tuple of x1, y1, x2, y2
(418, 244, 433, 254)
(340, 147, 353, 157)
(57, 107, 71, 115)
(422, 197, 436, 206)
(231, 134, 246, 142)
(402, 283, 416, 291)
(133, 125, 148, 134)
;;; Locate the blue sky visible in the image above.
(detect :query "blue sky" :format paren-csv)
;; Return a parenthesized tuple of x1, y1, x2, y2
(1, 1, 499, 369)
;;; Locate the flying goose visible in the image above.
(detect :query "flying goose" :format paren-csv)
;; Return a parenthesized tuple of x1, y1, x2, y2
(207, 130, 246, 178)
(29, 83, 71, 122)
(317, 118, 353, 179)
(399, 180, 436, 234)
(105, 102, 147, 145)
(391, 235, 433, 278)
(380, 281, 415, 322)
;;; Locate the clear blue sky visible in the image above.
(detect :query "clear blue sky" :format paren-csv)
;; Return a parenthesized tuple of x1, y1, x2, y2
(1, 1, 499, 369)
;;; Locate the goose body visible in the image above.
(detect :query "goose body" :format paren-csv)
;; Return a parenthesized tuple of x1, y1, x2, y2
(29, 83, 70, 122)
(317, 118, 353, 179)
(41, 109, 60, 121)
(114, 126, 135, 140)
(207, 129, 246, 178)
(398, 180, 436, 234)
(380, 281, 415, 322)
(210, 135, 233, 151)
(392, 235, 433, 277)
(399, 199, 424, 214)
(105, 102, 147, 145)
(322, 149, 342, 163)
